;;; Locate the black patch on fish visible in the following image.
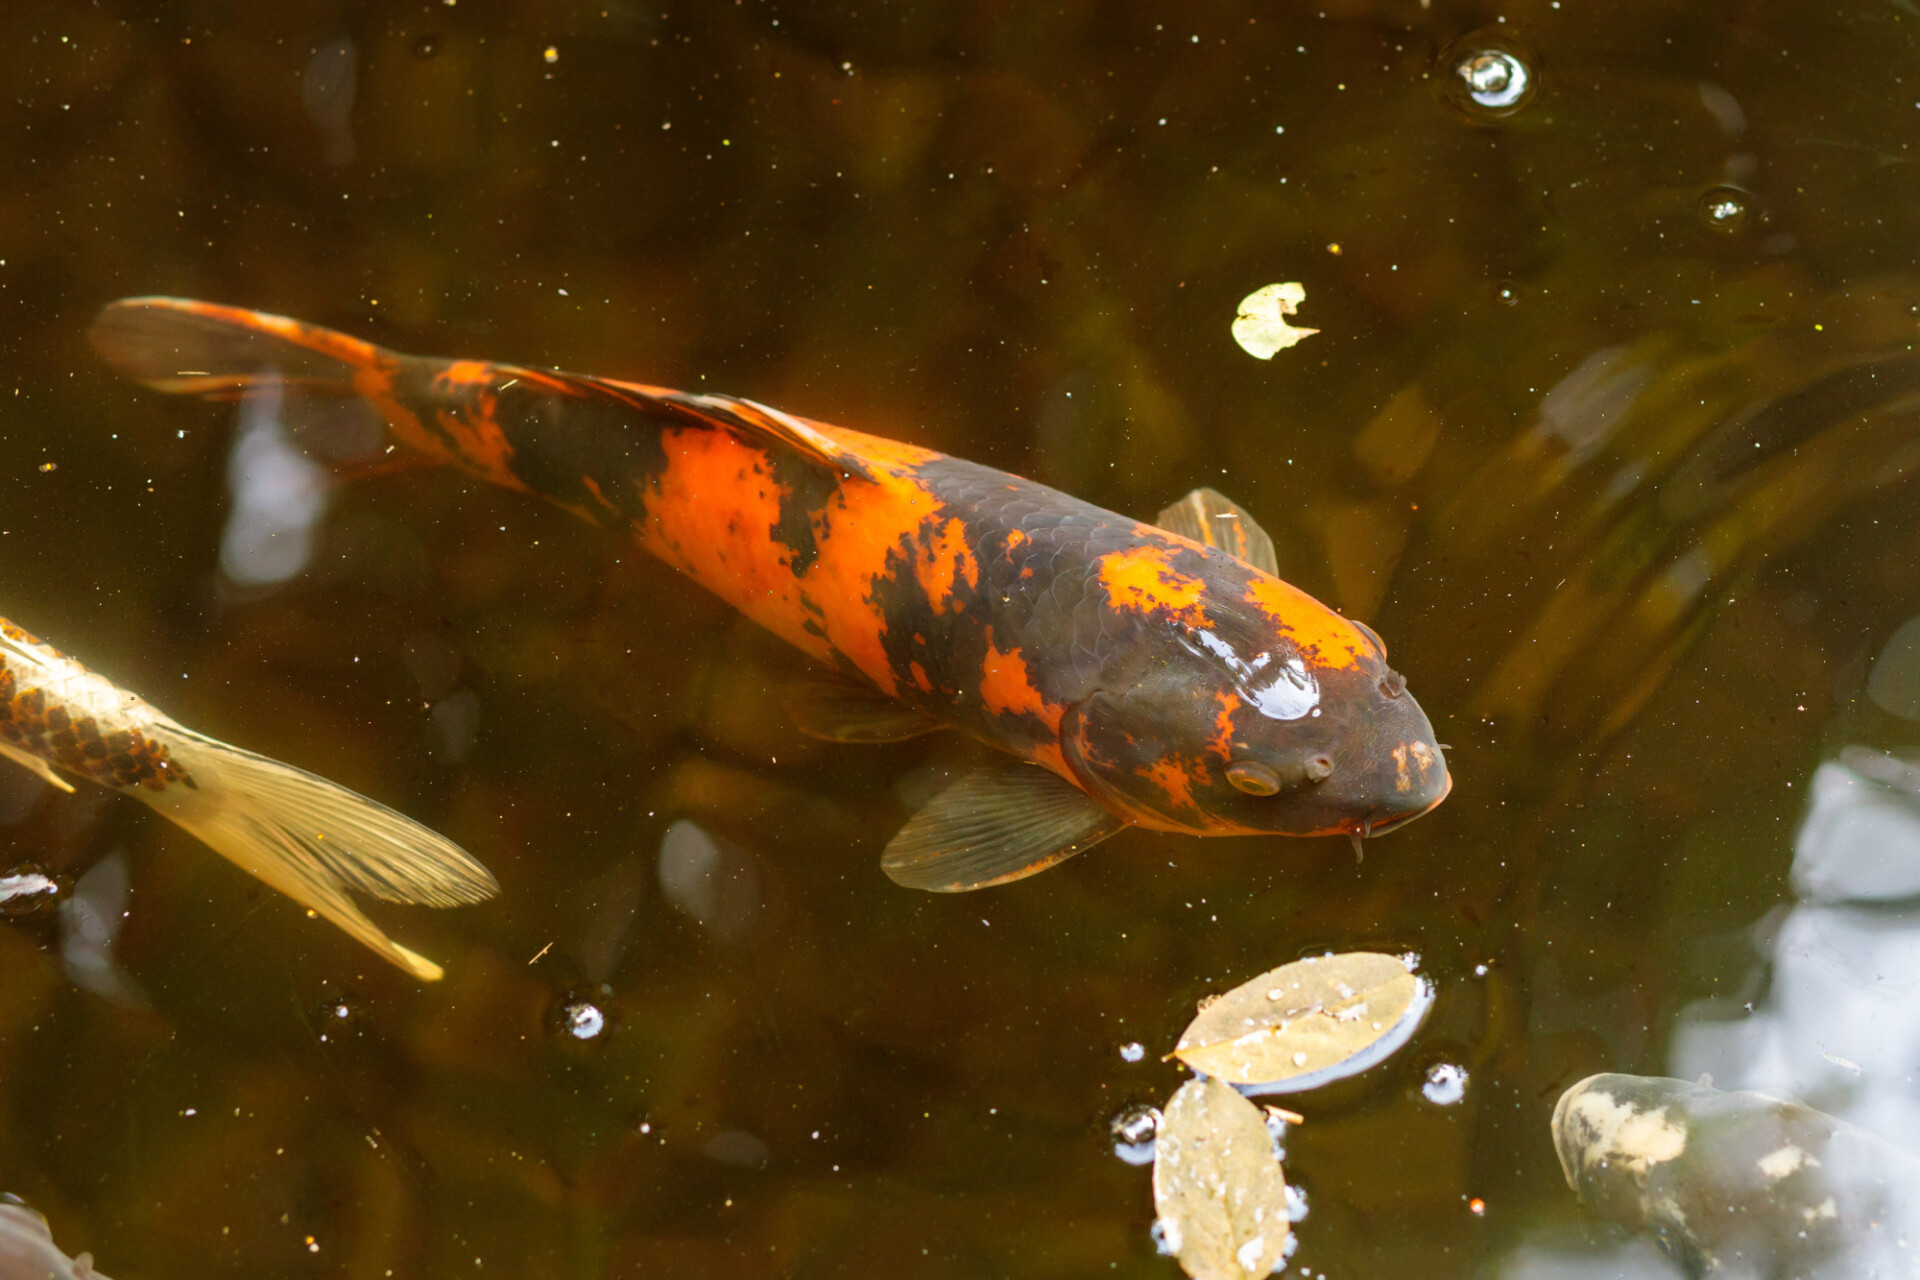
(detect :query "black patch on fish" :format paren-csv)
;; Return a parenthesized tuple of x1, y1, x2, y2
(489, 382, 668, 520)
(767, 448, 834, 577)
(389, 360, 473, 463)
(865, 503, 1062, 755)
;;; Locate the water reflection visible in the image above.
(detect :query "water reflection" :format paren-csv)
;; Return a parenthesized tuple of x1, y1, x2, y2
(57, 852, 144, 1009)
(219, 383, 331, 590)
(1673, 745, 1920, 1148)
(656, 819, 761, 945)
(299, 36, 358, 167)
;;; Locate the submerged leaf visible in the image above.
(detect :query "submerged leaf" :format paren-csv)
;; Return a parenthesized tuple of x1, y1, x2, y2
(1230, 283, 1319, 360)
(1152, 1076, 1291, 1280)
(1172, 952, 1430, 1091)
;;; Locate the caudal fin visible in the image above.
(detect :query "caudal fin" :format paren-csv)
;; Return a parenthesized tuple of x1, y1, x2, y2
(88, 297, 388, 399)
(148, 725, 498, 981)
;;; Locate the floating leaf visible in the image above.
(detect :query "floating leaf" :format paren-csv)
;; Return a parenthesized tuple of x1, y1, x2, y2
(1172, 952, 1431, 1091)
(1230, 283, 1319, 359)
(1152, 1076, 1292, 1280)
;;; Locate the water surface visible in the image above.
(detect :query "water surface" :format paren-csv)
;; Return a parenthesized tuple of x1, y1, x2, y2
(3, 2, 1919, 1276)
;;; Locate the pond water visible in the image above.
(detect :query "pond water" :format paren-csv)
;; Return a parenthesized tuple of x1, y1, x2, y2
(3, 2, 1920, 1276)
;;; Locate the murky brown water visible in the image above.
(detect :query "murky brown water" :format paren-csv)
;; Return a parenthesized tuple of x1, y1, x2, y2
(3, 2, 1920, 1276)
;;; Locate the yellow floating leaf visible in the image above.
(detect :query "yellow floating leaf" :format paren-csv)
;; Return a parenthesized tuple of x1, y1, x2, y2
(1172, 952, 1430, 1091)
(1231, 283, 1320, 360)
(1152, 1076, 1292, 1280)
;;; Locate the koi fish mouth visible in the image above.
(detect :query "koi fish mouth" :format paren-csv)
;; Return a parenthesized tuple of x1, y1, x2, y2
(1343, 768, 1453, 859)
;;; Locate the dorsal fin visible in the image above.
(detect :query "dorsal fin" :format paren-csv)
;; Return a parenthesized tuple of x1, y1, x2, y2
(568, 376, 876, 483)
(1154, 487, 1280, 574)
(91, 298, 877, 485)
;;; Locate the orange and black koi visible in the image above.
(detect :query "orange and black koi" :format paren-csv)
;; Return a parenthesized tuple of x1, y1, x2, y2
(89, 298, 1451, 892)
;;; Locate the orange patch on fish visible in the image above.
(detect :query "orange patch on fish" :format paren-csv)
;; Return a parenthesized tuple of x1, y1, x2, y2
(1205, 691, 1241, 761)
(1140, 757, 1201, 813)
(919, 517, 979, 614)
(1392, 740, 1439, 794)
(1098, 544, 1207, 626)
(979, 631, 1062, 732)
(1242, 575, 1371, 669)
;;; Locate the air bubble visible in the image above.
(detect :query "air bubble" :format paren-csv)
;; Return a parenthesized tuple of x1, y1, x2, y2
(1438, 33, 1538, 120)
(1700, 185, 1752, 231)
(1422, 1061, 1469, 1105)
(1109, 1103, 1161, 1165)
(412, 35, 440, 59)
(548, 993, 610, 1044)
(0, 864, 65, 918)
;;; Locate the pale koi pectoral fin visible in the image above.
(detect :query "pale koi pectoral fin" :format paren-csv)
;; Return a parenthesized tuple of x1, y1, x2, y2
(784, 675, 944, 744)
(1154, 487, 1280, 575)
(881, 764, 1125, 892)
(0, 739, 76, 793)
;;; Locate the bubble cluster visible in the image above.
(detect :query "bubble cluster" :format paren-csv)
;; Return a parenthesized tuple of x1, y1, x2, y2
(0, 863, 64, 919)
(315, 995, 361, 1044)
(549, 994, 609, 1044)
(1109, 1103, 1161, 1165)
(1700, 185, 1753, 231)
(1438, 33, 1538, 121)
(1422, 1061, 1470, 1105)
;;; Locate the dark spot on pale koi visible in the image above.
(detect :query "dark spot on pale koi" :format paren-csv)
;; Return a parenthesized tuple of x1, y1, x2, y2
(0, 655, 194, 791)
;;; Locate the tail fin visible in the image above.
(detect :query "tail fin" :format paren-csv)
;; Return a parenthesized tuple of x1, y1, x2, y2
(146, 725, 498, 981)
(88, 297, 386, 399)
(92, 296, 880, 490)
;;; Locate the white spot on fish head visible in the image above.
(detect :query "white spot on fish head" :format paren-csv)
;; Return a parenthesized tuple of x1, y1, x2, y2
(1183, 630, 1321, 721)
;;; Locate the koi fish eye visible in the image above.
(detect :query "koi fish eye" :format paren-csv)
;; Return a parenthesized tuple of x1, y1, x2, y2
(1225, 761, 1281, 795)
(1226, 753, 1335, 795)
(1353, 618, 1388, 659)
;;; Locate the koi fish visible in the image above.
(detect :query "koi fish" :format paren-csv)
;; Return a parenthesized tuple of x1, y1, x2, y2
(1554, 1073, 1920, 1278)
(89, 298, 1451, 892)
(0, 615, 495, 979)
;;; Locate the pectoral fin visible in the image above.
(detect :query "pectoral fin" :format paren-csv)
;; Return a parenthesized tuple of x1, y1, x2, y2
(0, 740, 75, 793)
(784, 675, 943, 743)
(881, 764, 1125, 892)
(1155, 487, 1279, 575)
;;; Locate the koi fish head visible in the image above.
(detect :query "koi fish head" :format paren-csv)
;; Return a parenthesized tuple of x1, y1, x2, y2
(1060, 613, 1450, 841)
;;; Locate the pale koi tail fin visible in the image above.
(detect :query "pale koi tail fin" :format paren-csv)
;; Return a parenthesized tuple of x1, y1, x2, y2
(142, 725, 498, 981)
